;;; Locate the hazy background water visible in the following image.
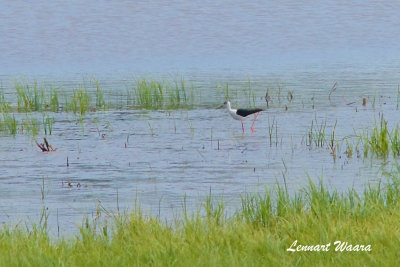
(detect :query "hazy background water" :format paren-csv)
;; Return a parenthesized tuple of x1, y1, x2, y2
(1, 0, 400, 75)
(1, 1, 400, 234)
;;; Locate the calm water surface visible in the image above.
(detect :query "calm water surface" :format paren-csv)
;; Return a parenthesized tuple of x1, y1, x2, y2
(1, 1, 400, 234)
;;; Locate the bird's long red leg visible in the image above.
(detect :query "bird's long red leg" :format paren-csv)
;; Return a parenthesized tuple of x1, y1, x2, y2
(250, 113, 259, 133)
(241, 121, 244, 134)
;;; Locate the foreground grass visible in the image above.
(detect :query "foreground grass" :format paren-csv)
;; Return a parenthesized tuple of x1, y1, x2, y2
(1, 175, 400, 266)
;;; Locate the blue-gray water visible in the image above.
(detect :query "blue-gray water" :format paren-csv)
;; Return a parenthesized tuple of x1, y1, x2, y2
(1, 1, 400, 235)
(1, 1, 400, 74)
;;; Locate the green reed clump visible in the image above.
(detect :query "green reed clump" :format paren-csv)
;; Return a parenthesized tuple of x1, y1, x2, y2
(135, 78, 164, 109)
(49, 87, 60, 112)
(42, 114, 54, 135)
(0, 113, 55, 138)
(0, 113, 18, 136)
(13, 81, 62, 112)
(167, 79, 185, 108)
(361, 115, 397, 158)
(22, 116, 40, 137)
(67, 86, 90, 115)
(133, 78, 193, 109)
(0, 112, 49, 137)
(15, 81, 45, 112)
(5, 76, 199, 113)
(391, 125, 400, 157)
(307, 117, 326, 148)
(0, 87, 11, 113)
(240, 190, 273, 227)
(370, 115, 389, 156)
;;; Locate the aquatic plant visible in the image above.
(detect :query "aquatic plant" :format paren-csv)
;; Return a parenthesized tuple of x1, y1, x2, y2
(307, 117, 326, 148)
(328, 121, 337, 161)
(1, 113, 17, 136)
(95, 79, 106, 110)
(390, 125, 400, 157)
(277, 83, 283, 104)
(345, 140, 353, 158)
(287, 90, 294, 104)
(358, 114, 400, 159)
(49, 86, 60, 112)
(265, 88, 271, 108)
(397, 85, 400, 110)
(15, 81, 45, 112)
(243, 78, 256, 108)
(22, 115, 40, 138)
(42, 114, 54, 136)
(267, 117, 276, 147)
(362, 115, 389, 158)
(147, 121, 154, 136)
(225, 83, 230, 101)
(0, 87, 11, 113)
(67, 86, 90, 115)
(135, 78, 164, 109)
(133, 77, 194, 109)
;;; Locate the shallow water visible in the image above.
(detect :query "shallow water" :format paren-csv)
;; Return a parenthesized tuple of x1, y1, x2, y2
(1, 71, 400, 234)
(1, 1, 400, 234)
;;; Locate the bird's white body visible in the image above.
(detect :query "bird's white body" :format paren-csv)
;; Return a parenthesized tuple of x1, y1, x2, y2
(225, 101, 244, 120)
(224, 100, 263, 133)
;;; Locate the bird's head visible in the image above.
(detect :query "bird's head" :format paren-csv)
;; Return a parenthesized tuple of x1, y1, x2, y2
(219, 101, 230, 109)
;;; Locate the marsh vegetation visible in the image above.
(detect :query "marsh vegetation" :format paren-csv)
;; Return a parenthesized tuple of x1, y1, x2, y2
(1, 75, 400, 266)
(1, 173, 400, 266)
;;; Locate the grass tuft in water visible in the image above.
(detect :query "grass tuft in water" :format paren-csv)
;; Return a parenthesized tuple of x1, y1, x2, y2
(42, 114, 54, 136)
(15, 80, 45, 112)
(0, 86, 11, 113)
(1, 113, 18, 136)
(67, 86, 90, 115)
(133, 77, 193, 110)
(362, 114, 392, 158)
(49, 86, 60, 112)
(94, 79, 106, 110)
(307, 117, 326, 148)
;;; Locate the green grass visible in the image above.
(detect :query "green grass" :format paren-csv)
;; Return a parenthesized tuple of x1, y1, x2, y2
(0, 86, 11, 113)
(0, 77, 200, 127)
(15, 80, 45, 112)
(66, 86, 90, 115)
(22, 115, 40, 137)
(49, 86, 60, 112)
(361, 115, 400, 158)
(42, 114, 54, 136)
(133, 77, 194, 109)
(307, 117, 326, 148)
(94, 79, 106, 110)
(0, 113, 17, 136)
(1, 174, 400, 266)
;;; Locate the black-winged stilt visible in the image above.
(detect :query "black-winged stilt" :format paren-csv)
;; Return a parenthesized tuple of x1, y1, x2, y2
(224, 101, 264, 133)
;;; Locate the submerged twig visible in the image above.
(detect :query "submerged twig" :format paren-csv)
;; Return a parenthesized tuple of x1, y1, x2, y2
(328, 81, 337, 100)
(35, 137, 56, 152)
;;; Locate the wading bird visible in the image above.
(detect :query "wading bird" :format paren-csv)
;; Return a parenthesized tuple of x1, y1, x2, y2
(224, 101, 263, 134)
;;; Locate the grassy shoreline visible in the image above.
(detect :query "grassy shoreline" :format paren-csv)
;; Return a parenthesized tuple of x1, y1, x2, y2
(1, 174, 400, 266)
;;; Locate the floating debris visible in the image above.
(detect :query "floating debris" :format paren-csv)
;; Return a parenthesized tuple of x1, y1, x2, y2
(35, 137, 56, 152)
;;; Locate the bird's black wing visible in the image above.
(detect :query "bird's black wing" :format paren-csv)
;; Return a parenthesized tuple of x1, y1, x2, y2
(236, 108, 263, 117)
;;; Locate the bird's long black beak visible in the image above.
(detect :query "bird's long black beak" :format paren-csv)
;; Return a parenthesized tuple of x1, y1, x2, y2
(218, 103, 225, 109)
